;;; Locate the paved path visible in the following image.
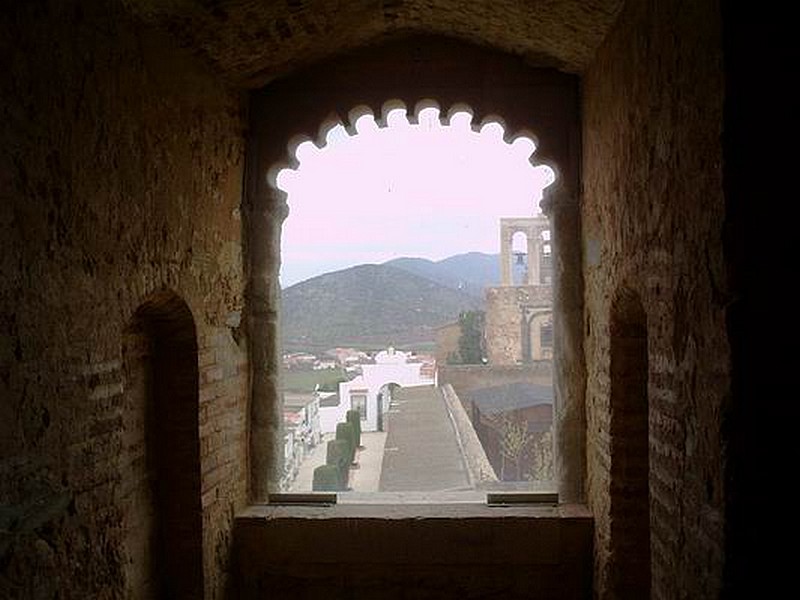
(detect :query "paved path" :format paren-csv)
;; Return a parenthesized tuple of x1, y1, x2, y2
(379, 385, 470, 492)
(341, 431, 387, 494)
(288, 434, 331, 492)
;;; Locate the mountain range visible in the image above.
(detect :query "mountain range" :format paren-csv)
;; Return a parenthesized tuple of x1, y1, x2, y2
(383, 252, 501, 299)
(281, 252, 515, 351)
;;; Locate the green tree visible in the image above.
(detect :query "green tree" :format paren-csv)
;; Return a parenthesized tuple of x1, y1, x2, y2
(346, 410, 362, 448)
(456, 310, 486, 364)
(326, 439, 351, 489)
(336, 422, 356, 464)
(312, 464, 341, 491)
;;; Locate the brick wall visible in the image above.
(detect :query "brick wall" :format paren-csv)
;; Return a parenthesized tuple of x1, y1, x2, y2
(439, 364, 552, 396)
(582, 1, 727, 597)
(120, 327, 158, 598)
(0, 2, 247, 597)
(607, 291, 650, 597)
(234, 504, 594, 600)
(0, 1, 745, 597)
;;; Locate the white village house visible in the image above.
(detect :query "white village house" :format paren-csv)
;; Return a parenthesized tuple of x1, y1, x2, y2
(319, 347, 434, 434)
(281, 393, 322, 489)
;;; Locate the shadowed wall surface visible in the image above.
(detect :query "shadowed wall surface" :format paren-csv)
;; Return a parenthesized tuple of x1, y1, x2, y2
(0, 0, 780, 597)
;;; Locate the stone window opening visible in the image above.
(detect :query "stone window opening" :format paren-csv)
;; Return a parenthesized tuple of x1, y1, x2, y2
(510, 231, 530, 285)
(263, 98, 566, 500)
(500, 219, 551, 288)
(539, 317, 554, 354)
(236, 34, 591, 596)
(243, 38, 586, 506)
(541, 230, 553, 285)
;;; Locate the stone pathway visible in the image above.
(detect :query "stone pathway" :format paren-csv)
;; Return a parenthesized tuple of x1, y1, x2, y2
(378, 385, 470, 492)
(341, 431, 387, 494)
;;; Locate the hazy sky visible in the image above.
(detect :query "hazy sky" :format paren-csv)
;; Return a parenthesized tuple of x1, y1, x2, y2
(276, 108, 553, 287)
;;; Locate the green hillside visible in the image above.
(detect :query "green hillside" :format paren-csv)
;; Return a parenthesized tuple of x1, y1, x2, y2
(281, 263, 481, 352)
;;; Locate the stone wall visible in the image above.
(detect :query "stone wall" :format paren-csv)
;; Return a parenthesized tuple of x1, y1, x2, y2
(485, 286, 552, 365)
(234, 504, 594, 600)
(440, 384, 498, 486)
(438, 363, 552, 397)
(0, 2, 248, 598)
(581, 1, 727, 598)
(124, 0, 624, 87)
(0, 0, 754, 597)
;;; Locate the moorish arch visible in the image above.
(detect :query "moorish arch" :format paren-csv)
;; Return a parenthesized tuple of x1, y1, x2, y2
(244, 35, 586, 502)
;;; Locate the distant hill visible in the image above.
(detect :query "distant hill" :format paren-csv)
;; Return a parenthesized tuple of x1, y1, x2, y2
(385, 252, 530, 296)
(281, 263, 482, 351)
(384, 253, 500, 299)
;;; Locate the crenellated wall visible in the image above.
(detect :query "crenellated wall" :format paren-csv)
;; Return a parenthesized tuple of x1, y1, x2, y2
(581, 1, 728, 597)
(0, 2, 248, 597)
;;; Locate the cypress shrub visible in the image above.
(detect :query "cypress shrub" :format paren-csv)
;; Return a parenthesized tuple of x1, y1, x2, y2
(312, 464, 340, 491)
(346, 409, 362, 448)
(326, 439, 350, 488)
(336, 422, 356, 464)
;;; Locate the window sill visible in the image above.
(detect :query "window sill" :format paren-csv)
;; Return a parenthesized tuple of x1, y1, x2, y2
(239, 500, 589, 520)
(233, 501, 593, 598)
(265, 489, 560, 507)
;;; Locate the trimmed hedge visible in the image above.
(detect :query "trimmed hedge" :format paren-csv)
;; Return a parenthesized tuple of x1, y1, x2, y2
(346, 409, 362, 448)
(326, 439, 350, 489)
(336, 422, 356, 464)
(312, 464, 341, 491)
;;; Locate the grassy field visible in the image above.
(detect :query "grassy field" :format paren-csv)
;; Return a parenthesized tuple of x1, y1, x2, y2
(282, 368, 349, 393)
(397, 341, 436, 353)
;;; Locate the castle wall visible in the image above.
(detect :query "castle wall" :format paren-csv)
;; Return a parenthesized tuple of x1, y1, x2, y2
(582, 1, 727, 596)
(0, 3, 248, 597)
(485, 286, 552, 365)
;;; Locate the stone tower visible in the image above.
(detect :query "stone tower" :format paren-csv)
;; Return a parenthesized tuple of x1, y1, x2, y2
(486, 216, 553, 365)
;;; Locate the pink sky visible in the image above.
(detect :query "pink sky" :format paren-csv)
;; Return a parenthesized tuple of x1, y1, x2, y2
(276, 108, 554, 286)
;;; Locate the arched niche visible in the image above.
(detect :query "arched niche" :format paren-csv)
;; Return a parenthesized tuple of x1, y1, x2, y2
(608, 288, 651, 598)
(120, 289, 203, 599)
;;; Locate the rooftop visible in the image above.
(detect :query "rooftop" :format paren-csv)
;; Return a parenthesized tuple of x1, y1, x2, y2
(466, 382, 553, 413)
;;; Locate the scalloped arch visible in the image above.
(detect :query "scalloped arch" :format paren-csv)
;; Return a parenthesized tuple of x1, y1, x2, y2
(267, 99, 560, 199)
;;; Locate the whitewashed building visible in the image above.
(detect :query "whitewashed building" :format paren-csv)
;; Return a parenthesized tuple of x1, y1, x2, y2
(319, 347, 435, 434)
(281, 393, 322, 489)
